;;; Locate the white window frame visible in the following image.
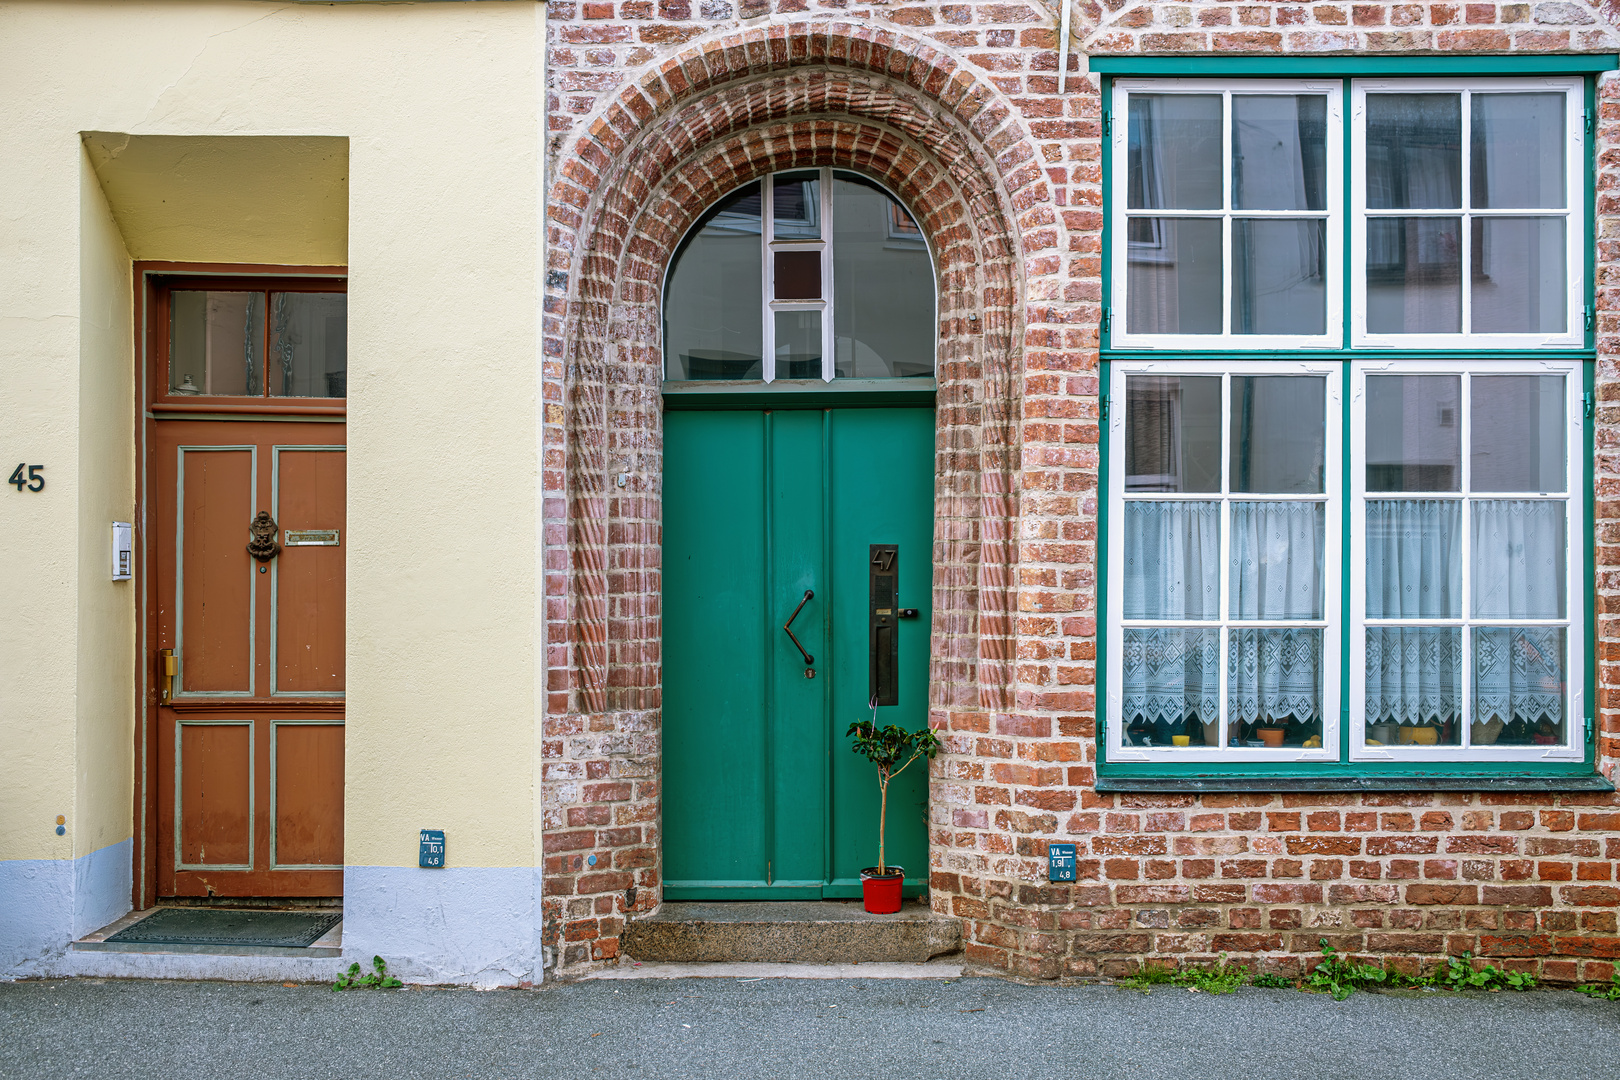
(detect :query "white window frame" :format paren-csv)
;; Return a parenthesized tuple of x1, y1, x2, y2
(1348, 358, 1585, 762)
(762, 168, 836, 382)
(1351, 78, 1585, 349)
(1108, 78, 1344, 351)
(1105, 358, 1343, 763)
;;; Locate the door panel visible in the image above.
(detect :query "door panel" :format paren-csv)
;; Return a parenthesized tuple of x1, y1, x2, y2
(152, 419, 345, 898)
(179, 448, 256, 694)
(272, 722, 345, 867)
(273, 447, 346, 695)
(663, 405, 933, 899)
(178, 722, 253, 867)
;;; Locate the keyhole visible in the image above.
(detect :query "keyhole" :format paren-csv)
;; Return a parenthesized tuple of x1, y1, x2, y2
(804, 667, 816, 679)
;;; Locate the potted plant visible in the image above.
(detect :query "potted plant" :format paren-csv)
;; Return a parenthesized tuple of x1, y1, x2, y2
(846, 711, 941, 914)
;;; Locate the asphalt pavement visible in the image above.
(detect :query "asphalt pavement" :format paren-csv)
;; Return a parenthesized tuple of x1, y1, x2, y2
(4, 972, 1619, 1080)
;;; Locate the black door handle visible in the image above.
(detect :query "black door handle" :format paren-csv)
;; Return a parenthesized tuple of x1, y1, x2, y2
(783, 589, 815, 666)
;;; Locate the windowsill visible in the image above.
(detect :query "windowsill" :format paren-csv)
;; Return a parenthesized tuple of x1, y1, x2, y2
(1096, 773, 1614, 793)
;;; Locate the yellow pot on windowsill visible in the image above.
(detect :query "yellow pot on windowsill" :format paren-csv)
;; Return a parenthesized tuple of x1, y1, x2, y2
(1398, 726, 1439, 745)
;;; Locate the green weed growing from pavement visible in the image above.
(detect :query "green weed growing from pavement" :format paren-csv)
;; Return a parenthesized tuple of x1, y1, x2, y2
(1307, 940, 1389, 1000)
(1576, 970, 1620, 1001)
(1120, 955, 1247, 994)
(1441, 952, 1537, 992)
(1251, 973, 1294, 989)
(333, 955, 403, 991)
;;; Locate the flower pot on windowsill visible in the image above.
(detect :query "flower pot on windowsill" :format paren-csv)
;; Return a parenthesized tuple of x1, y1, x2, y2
(1256, 727, 1287, 748)
(860, 866, 905, 914)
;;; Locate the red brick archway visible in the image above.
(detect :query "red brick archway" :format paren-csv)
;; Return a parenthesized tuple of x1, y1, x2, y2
(539, 24, 1046, 967)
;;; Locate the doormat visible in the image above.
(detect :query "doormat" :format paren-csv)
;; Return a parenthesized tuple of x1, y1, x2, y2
(105, 908, 342, 948)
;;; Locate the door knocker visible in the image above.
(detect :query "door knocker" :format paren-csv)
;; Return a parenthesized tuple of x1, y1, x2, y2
(247, 511, 281, 562)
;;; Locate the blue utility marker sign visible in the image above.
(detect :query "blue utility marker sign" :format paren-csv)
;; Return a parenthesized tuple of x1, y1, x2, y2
(1048, 842, 1077, 882)
(420, 830, 445, 868)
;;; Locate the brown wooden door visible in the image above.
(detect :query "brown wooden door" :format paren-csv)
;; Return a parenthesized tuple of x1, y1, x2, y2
(152, 419, 345, 898)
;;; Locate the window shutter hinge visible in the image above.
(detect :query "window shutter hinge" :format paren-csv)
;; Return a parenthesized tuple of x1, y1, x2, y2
(1584, 390, 1595, 418)
(1585, 108, 1594, 135)
(1099, 393, 1109, 423)
(1100, 308, 1111, 335)
(1584, 305, 1594, 332)
(1587, 719, 1595, 746)
(1103, 113, 1112, 137)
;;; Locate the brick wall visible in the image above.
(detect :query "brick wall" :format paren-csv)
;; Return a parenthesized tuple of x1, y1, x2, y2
(541, 0, 1620, 978)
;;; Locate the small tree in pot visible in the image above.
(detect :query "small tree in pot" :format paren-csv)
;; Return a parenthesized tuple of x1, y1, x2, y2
(846, 712, 941, 914)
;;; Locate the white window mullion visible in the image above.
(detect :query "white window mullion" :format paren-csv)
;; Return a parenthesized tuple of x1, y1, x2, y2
(1459, 369, 1473, 750)
(761, 173, 776, 383)
(1459, 90, 1473, 338)
(821, 167, 835, 382)
(1217, 372, 1232, 749)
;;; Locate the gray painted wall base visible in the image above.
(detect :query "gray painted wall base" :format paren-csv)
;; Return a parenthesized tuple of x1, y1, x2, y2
(622, 901, 962, 964)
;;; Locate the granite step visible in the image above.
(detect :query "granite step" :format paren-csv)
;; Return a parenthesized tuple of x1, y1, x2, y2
(622, 901, 961, 964)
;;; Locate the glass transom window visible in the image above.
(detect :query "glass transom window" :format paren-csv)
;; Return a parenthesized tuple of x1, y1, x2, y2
(663, 169, 936, 383)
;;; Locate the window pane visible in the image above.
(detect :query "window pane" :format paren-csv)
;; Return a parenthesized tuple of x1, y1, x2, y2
(1229, 502, 1324, 619)
(1472, 500, 1565, 619)
(831, 175, 934, 379)
(1366, 217, 1461, 333)
(775, 251, 821, 300)
(1122, 502, 1219, 619)
(1127, 94, 1222, 210)
(269, 293, 346, 398)
(1365, 375, 1461, 492)
(1470, 218, 1566, 334)
(1471, 93, 1566, 210)
(1232, 94, 1327, 211)
(1365, 93, 1461, 210)
(664, 183, 763, 380)
(1125, 218, 1222, 334)
(1365, 500, 1462, 619)
(772, 171, 820, 239)
(1473, 627, 1566, 745)
(1124, 375, 1220, 492)
(1365, 627, 1462, 746)
(774, 309, 822, 380)
(1471, 375, 1566, 492)
(1121, 628, 1220, 747)
(1229, 376, 1325, 494)
(1232, 220, 1326, 335)
(1228, 628, 1322, 745)
(169, 290, 263, 396)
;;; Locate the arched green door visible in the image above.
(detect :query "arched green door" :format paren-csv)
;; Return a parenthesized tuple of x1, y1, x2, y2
(662, 404, 934, 899)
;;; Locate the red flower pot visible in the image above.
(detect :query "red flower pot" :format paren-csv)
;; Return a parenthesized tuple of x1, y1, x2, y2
(860, 866, 904, 914)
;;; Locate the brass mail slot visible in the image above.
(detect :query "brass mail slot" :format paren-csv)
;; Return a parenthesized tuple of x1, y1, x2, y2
(283, 529, 340, 547)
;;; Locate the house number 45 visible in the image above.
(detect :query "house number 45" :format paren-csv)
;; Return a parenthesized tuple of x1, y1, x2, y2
(9, 464, 44, 492)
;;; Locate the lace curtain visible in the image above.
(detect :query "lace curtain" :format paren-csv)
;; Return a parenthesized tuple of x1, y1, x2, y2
(1121, 501, 1323, 726)
(1365, 498, 1564, 726)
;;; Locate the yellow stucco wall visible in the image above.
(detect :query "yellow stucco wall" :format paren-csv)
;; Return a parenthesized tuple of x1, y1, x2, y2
(0, 1, 542, 875)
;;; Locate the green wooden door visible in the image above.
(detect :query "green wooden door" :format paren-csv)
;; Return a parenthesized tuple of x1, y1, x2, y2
(663, 406, 934, 900)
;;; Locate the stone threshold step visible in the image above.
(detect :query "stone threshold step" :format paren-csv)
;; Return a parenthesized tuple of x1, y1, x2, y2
(623, 900, 960, 965)
(72, 906, 343, 959)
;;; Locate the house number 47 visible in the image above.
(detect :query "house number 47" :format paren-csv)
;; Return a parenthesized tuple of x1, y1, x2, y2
(9, 464, 44, 492)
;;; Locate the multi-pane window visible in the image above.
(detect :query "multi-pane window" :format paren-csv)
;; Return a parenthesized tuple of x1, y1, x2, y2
(1108, 362, 1342, 761)
(158, 281, 347, 400)
(1105, 360, 1585, 765)
(1110, 77, 1585, 349)
(1350, 361, 1584, 760)
(663, 169, 936, 383)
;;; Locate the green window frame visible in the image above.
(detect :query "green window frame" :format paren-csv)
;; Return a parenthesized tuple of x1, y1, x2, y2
(1094, 55, 1614, 791)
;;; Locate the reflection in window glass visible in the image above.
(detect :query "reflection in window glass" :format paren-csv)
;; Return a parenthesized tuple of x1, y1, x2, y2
(1471, 375, 1566, 492)
(1471, 93, 1565, 210)
(1124, 375, 1220, 492)
(831, 175, 934, 379)
(1232, 94, 1327, 212)
(1128, 94, 1222, 210)
(169, 291, 264, 396)
(1365, 217, 1461, 334)
(1229, 376, 1325, 494)
(772, 171, 820, 239)
(774, 309, 822, 380)
(1364, 375, 1461, 492)
(1365, 93, 1461, 210)
(1470, 217, 1566, 334)
(1232, 220, 1326, 335)
(1126, 218, 1223, 334)
(664, 183, 764, 380)
(271, 293, 346, 398)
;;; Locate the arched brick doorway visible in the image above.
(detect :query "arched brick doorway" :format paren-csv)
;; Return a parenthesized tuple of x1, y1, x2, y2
(540, 24, 1040, 969)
